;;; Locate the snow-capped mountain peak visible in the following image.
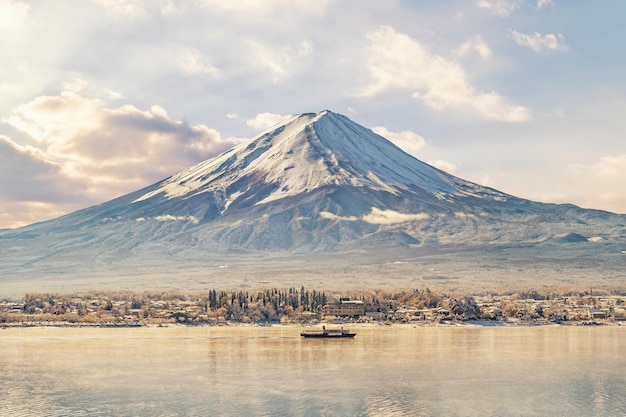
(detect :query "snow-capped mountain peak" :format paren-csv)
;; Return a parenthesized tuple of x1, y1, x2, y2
(134, 110, 498, 211)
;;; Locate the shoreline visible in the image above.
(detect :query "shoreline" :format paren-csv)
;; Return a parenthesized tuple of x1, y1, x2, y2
(2, 318, 623, 330)
(3, 287, 625, 329)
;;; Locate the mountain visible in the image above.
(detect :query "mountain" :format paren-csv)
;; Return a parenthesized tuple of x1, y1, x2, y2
(1, 110, 625, 294)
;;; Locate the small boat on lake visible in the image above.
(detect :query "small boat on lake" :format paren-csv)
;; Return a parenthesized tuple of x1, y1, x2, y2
(300, 326, 356, 338)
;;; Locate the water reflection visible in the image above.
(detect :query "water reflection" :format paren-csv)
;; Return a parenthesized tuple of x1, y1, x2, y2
(1, 326, 624, 416)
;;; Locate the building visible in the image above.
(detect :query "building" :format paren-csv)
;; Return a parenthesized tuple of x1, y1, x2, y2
(588, 308, 607, 320)
(323, 298, 365, 318)
(613, 308, 626, 321)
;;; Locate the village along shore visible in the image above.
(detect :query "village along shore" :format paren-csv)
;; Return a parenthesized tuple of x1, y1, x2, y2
(1, 286, 625, 328)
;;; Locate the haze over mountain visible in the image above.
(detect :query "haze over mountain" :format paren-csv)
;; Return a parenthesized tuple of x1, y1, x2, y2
(1, 111, 624, 295)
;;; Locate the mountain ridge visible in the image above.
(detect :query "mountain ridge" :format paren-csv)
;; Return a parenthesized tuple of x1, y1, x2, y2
(1, 110, 624, 260)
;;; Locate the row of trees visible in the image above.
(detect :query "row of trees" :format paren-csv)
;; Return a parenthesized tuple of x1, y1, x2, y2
(3, 286, 624, 325)
(205, 287, 327, 312)
(7, 287, 331, 325)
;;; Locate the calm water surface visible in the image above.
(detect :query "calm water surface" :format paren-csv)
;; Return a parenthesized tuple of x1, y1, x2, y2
(0, 325, 624, 416)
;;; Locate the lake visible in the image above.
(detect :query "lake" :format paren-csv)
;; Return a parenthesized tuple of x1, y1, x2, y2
(1, 325, 624, 416)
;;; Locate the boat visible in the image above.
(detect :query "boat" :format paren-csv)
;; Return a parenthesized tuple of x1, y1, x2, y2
(300, 326, 356, 338)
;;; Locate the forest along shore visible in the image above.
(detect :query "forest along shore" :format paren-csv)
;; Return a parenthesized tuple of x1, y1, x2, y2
(1, 287, 625, 327)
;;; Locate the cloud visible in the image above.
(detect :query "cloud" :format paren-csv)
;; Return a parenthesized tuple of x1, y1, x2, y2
(568, 154, 626, 213)
(428, 160, 459, 176)
(4, 90, 103, 147)
(0, 0, 29, 29)
(0, 135, 91, 228)
(320, 212, 358, 222)
(249, 41, 287, 82)
(247, 39, 315, 83)
(572, 154, 626, 181)
(536, 0, 554, 10)
(0, 135, 82, 202)
(5, 89, 239, 179)
(104, 88, 124, 100)
(360, 26, 531, 122)
(371, 126, 426, 158)
(362, 208, 429, 225)
(246, 112, 290, 131)
(180, 51, 220, 76)
(477, 0, 520, 17)
(0, 86, 242, 227)
(454, 36, 492, 59)
(297, 40, 314, 57)
(67, 104, 237, 177)
(321, 208, 429, 225)
(154, 214, 199, 224)
(508, 30, 569, 53)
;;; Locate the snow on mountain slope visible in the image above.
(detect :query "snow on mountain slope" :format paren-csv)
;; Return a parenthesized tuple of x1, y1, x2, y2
(133, 111, 507, 213)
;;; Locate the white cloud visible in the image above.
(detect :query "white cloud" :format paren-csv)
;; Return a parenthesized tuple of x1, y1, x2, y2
(428, 160, 459, 176)
(247, 39, 314, 83)
(320, 211, 358, 222)
(249, 41, 287, 82)
(371, 126, 426, 158)
(298, 40, 314, 57)
(105, 88, 126, 100)
(0, 135, 91, 228)
(5, 89, 238, 169)
(361, 26, 531, 122)
(0, 135, 71, 200)
(454, 212, 477, 219)
(572, 154, 626, 181)
(477, 0, 520, 17)
(160, 0, 177, 15)
(0, 86, 241, 227)
(454, 36, 492, 59)
(0, 0, 29, 29)
(321, 208, 429, 225)
(478, 174, 493, 187)
(566, 154, 626, 213)
(362, 208, 429, 225)
(537, 0, 554, 10)
(66, 103, 238, 179)
(154, 214, 199, 224)
(508, 30, 569, 53)
(3, 90, 103, 147)
(63, 78, 89, 93)
(246, 112, 290, 131)
(180, 52, 220, 77)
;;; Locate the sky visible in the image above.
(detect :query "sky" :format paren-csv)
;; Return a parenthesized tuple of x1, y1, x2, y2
(1, 0, 625, 229)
